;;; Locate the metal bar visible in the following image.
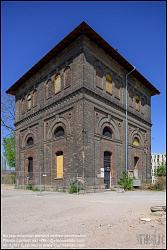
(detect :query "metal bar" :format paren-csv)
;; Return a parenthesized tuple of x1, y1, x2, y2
(39, 171, 41, 194)
(125, 67, 136, 173)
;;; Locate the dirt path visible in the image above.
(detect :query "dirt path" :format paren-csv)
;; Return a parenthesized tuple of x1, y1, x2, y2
(1, 188, 166, 249)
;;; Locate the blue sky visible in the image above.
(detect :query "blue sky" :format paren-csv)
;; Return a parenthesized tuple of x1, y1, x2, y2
(1, 1, 166, 153)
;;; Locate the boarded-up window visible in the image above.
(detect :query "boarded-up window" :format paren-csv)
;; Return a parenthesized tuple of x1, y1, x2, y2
(46, 79, 53, 99)
(132, 137, 140, 147)
(141, 96, 146, 114)
(54, 74, 61, 94)
(21, 98, 25, 114)
(64, 66, 71, 88)
(105, 74, 112, 94)
(46, 79, 54, 99)
(27, 94, 32, 110)
(129, 90, 134, 108)
(134, 95, 140, 111)
(56, 151, 63, 178)
(24, 98, 27, 112)
(33, 89, 37, 107)
(96, 67, 103, 89)
(45, 81, 49, 99)
(114, 80, 121, 99)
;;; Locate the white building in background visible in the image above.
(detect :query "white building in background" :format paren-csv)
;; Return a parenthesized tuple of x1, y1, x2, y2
(1, 154, 7, 171)
(151, 153, 166, 183)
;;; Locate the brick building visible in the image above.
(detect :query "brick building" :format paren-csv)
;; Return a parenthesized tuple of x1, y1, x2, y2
(6, 22, 160, 189)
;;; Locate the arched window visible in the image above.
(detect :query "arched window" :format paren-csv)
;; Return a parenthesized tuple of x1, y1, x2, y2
(105, 73, 112, 94)
(45, 81, 49, 99)
(21, 98, 25, 114)
(129, 89, 134, 108)
(103, 127, 112, 138)
(33, 89, 37, 107)
(27, 94, 32, 109)
(115, 80, 121, 99)
(134, 95, 140, 111)
(54, 127, 65, 138)
(96, 67, 103, 89)
(54, 74, 61, 94)
(132, 137, 140, 147)
(27, 137, 34, 146)
(64, 66, 71, 88)
(46, 79, 53, 99)
(141, 96, 146, 114)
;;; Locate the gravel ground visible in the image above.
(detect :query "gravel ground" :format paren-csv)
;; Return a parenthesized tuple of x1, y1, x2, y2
(1, 187, 166, 249)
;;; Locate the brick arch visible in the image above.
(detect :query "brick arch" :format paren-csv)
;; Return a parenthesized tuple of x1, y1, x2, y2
(22, 132, 36, 148)
(130, 129, 144, 147)
(97, 117, 120, 141)
(47, 117, 70, 140)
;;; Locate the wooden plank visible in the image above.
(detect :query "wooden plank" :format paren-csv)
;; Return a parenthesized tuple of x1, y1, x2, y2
(56, 155, 63, 178)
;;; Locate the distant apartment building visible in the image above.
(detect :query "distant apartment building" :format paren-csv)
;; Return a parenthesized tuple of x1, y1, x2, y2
(151, 153, 166, 183)
(1, 154, 7, 171)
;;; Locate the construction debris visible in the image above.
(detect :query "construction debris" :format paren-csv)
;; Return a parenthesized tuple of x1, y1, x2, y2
(140, 218, 151, 222)
(150, 206, 166, 212)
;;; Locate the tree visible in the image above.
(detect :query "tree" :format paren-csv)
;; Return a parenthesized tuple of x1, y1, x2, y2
(1, 94, 15, 133)
(155, 163, 166, 177)
(1, 93, 16, 168)
(3, 134, 16, 168)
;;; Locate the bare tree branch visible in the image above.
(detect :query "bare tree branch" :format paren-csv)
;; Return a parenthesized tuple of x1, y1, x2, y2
(1, 94, 15, 134)
(1, 119, 15, 133)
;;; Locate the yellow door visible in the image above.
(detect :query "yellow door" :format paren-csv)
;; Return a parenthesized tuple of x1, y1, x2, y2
(56, 155, 63, 178)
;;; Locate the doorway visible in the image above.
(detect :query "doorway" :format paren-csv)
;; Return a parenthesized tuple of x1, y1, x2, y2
(104, 151, 111, 189)
(28, 157, 33, 180)
(134, 156, 139, 179)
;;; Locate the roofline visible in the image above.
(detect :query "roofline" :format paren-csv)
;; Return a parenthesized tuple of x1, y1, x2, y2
(6, 21, 160, 96)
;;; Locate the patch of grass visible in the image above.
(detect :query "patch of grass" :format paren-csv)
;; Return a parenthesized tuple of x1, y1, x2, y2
(32, 186, 40, 192)
(26, 184, 40, 191)
(26, 183, 33, 190)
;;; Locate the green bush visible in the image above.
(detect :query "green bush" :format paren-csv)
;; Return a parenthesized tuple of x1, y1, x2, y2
(68, 179, 78, 193)
(26, 183, 33, 190)
(155, 163, 166, 177)
(118, 171, 133, 190)
(154, 176, 166, 191)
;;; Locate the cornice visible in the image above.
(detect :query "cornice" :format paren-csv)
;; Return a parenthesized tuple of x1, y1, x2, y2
(15, 86, 152, 128)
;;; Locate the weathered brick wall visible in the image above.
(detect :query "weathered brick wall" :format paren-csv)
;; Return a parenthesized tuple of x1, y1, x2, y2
(14, 34, 152, 188)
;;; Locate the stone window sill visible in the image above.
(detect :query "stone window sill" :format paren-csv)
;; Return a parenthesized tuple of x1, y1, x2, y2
(106, 91, 113, 95)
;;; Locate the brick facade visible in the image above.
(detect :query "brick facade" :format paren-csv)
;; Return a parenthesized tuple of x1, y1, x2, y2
(7, 22, 159, 189)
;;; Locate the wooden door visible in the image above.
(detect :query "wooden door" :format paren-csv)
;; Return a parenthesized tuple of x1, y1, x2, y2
(56, 155, 63, 178)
